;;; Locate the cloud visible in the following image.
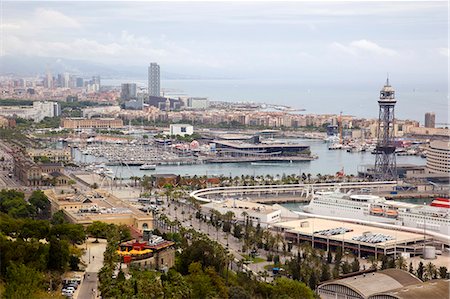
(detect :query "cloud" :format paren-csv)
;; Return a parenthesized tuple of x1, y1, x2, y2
(332, 40, 397, 56)
(3, 29, 226, 68)
(35, 8, 81, 28)
(437, 47, 449, 57)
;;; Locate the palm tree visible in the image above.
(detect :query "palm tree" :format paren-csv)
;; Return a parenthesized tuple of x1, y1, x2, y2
(241, 211, 249, 226)
(424, 262, 437, 281)
(274, 232, 283, 253)
(395, 256, 407, 270)
(368, 255, 378, 270)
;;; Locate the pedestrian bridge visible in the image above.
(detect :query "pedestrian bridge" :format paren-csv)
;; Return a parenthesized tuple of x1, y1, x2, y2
(190, 181, 398, 202)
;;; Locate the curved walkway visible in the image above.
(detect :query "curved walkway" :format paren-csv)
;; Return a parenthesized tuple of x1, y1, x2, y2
(190, 181, 398, 202)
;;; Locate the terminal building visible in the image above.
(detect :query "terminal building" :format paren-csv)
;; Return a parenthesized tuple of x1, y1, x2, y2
(317, 269, 448, 299)
(273, 218, 434, 259)
(214, 139, 310, 156)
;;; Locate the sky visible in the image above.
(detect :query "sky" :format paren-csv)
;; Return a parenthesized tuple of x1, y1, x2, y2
(0, 1, 448, 121)
(1, 1, 448, 82)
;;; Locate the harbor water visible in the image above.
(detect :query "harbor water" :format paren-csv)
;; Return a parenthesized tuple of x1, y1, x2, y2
(72, 138, 425, 178)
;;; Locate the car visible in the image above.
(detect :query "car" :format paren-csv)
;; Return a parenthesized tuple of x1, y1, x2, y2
(65, 283, 78, 289)
(62, 289, 74, 296)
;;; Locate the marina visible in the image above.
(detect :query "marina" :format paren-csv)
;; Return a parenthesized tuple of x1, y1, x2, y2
(71, 138, 425, 178)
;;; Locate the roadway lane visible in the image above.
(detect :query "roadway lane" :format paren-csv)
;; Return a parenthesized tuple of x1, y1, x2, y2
(76, 238, 106, 299)
(77, 272, 97, 299)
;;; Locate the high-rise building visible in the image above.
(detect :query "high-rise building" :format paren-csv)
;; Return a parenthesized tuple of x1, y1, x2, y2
(45, 73, 53, 89)
(425, 112, 435, 128)
(76, 78, 84, 88)
(148, 63, 160, 97)
(120, 83, 137, 101)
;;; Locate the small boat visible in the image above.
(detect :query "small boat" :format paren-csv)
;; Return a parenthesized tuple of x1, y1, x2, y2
(385, 209, 399, 217)
(139, 164, 156, 170)
(370, 207, 384, 214)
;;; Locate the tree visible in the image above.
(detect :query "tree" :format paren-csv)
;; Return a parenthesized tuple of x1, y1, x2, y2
(308, 271, 318, 290)
(327, 250, 333, 264)
(233, 223, 242, 239)
(320, 263, 331, 282)
(87, 221, 110, 241)
(395, 256, 407, 271)
(351, 258, 360, 272)
(368, 255, 378, 270)
(47, 236, 70, 271)
(186, 262, 217, 299)
(424, 262, 437, 281)
(380, 255, 388, 270)
(4, 263, 43, 299)
(272, 277, 315, 299)
(51, 210, 67, 225)
(341, 261, 351, 274)
(50, 223, 86, 244)
(416, 261, 424, 280)
(28, 190, 50, 219)
(229, 286, 251, 299)
(162, 268, 191, 299)
(334, 248, 343, 264)
(332, 263, 340, 278)
(438, 266, 448, 279)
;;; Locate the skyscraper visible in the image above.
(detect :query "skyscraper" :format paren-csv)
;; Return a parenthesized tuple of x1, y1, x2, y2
(148, 62, 160, 97)
(121, 83, 137, 101)
(425, 112, 435, 128)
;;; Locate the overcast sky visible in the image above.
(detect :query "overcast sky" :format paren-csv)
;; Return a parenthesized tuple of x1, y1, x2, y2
(1, 1, 448, 85)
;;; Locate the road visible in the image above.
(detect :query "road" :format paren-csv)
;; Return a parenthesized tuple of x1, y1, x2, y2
(76, 238, 106, 299)
(77, 272, 97, 299)
(160, 198, 277, 280)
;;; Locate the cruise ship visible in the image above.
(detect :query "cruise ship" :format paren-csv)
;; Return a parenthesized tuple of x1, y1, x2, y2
(303, 191, 450, 235)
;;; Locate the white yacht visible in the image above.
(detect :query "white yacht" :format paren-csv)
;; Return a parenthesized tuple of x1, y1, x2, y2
(303, 190, 450, 235)
(139, 164, 156, 170)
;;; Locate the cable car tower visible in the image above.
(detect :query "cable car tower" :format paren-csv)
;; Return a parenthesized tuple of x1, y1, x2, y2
(374, 77, 397, 181)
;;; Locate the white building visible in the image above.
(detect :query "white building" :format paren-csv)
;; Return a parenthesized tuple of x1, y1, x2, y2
(426, 140, 450, 173)
(169, 124, 194, 137)
(82, 106, 121, 118)
(202, 199, 282, 227)
(33, 101, 61, 122)
(187, 97, 209, 110)
(0, 101, 60, 122)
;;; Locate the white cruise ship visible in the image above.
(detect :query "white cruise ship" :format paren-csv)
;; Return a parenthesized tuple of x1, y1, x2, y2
(303, 191, 450, 235)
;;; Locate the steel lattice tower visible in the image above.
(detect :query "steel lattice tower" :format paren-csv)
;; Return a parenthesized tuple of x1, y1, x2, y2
(374, 78, 397, 181)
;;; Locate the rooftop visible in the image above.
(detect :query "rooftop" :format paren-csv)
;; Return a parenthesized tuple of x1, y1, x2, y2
(274, 218, 430, 246)
(369, 279, 450, 299)
(320, 269, 421, 298)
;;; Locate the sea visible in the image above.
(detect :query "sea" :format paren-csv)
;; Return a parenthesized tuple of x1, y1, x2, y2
(102, 78, 448, 124)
